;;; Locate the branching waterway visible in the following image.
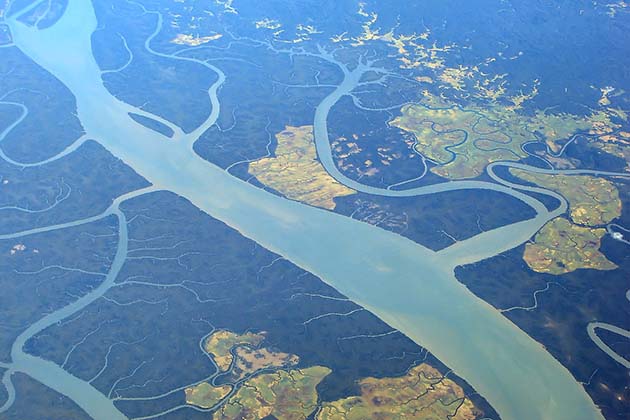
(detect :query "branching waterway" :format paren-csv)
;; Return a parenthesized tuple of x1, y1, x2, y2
(2, 1, 626, 419)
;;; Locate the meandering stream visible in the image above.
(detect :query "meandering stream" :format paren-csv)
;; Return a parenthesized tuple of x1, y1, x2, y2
(1, 1, 613, 419)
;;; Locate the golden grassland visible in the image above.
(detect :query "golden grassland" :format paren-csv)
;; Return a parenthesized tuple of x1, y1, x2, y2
(342, 4, 628, 181)
(509, 170, 621, 226)
(317, 363, 478, 420)
(509, 170, 621, 274)
(185, 383, 232, 409)
(390, 88, 622, 180)
(216, 366, 331, 420)
(524, 218, 616, 275)
(230, 346, 299, 381)
(249, 125, 356, 209)
(186, 330, 483, 419)
(204, 330, 265, 371)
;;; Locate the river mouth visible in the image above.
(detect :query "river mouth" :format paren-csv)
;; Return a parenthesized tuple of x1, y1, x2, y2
(1, 1, 610, 420)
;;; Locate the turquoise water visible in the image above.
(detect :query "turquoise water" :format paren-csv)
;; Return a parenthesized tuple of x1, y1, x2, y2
(4, 1, 606, 419)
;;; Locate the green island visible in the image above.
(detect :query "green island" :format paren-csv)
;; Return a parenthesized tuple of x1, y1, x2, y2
(188, 329, 330, 419)
(509, 169, 621, 274)
(317, 363, 478, 420)
(391, 96, 617, 179)
(204, 330, 266, 371)
(230, 346, 300, 381)
(185, 383, 233, 409)
(509, 169, 622, 226)
(524, 218, 616, 275)
(186, 330, 483, 419)
(186, 330, 300, 412)
(216, 366, 331, 420)
(349, 3, 628, 183)
(249, 125, 356, 209)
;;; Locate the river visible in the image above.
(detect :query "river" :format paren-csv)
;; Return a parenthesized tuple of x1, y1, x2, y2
(2, 1, 607, 419)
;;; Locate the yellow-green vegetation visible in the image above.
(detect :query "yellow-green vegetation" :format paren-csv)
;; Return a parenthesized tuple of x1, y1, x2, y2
(524, 218, 617, 275)
(390, 93, 620, 179)
(231, 346, 300, 380)
(216, 366, 331, 420)
(343, 3, 627, 179)
(187, 329, 304, 413)
(249, 125, 356, 209)
(509, 169, 622, 226)
(317, 363, 478, 420)
(509, 169, 621, 274)
(188, 330, 483, 419)
(185, 383, 232, 409)
(391, 103, 517, 178)
(204, 330, 265, 371)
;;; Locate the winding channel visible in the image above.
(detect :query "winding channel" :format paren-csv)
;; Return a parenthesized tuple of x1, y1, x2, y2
(0, 1, 616, 419)
(586, 289, 630, 369)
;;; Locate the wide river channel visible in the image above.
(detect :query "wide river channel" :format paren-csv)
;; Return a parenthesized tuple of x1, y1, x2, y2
(4, 1, 606, 419)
